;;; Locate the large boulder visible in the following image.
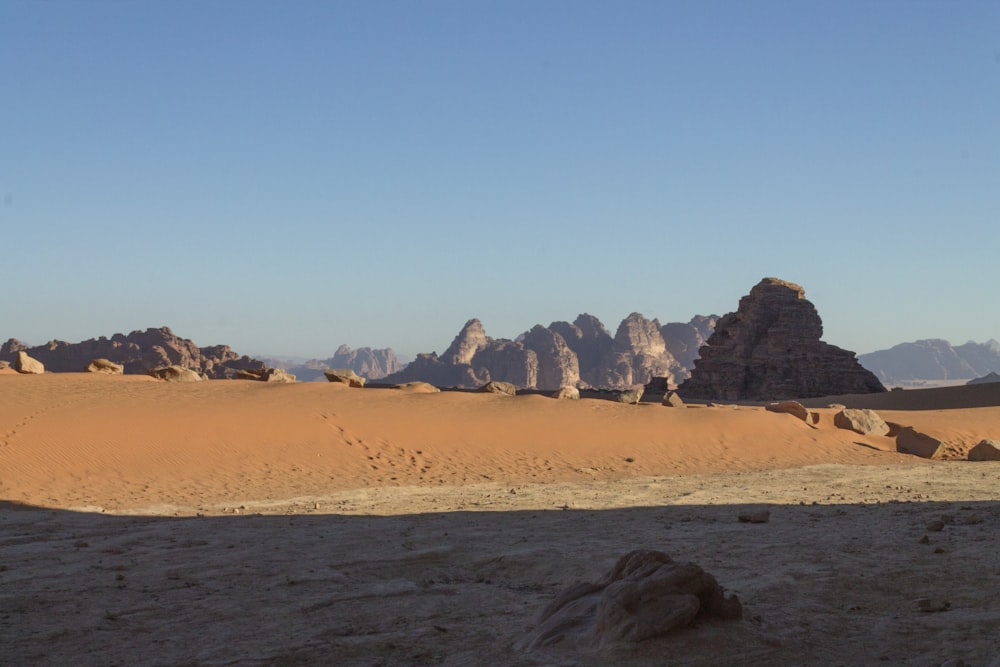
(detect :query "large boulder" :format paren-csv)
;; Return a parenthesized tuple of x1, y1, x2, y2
(895, 427, 944, 458)
(15, 351, 45, 374)
(479, 380, 517, 396)
(519, 550, 741, 650)
(766, 400, 809, 422)
(834, 408, 890, 436)
(85, 358, 124, 375)
(968, 439, 1000, 461)
(148, 365, 203, 382)
(615, 387, 644, 404)
(324, 369, 366, 387)
(662, 391, 685, 407)
(551, 386, 580, 400)
(679, 278, 886, 401)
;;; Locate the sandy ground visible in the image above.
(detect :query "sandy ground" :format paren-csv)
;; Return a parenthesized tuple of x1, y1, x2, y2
(1, 373, 999, 666)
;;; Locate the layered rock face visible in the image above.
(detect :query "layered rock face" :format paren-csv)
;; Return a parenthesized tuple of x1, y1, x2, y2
(522, 325, 579, 390)
(603, 313, 680, 388)
(661, 315, 717, 380)
(549, 314, 614, 388)
(679, 278, 886, 401)
(0, 327, 264, 379)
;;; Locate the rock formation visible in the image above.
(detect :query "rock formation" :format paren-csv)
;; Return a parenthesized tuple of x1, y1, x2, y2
(1, 327, 264, 379)
(967, 372, 1000, 386)
(521, 325, 579, 390)
(859, 339, 1000, 385)
(323, 369, 366, 387)
(661, 315, 717, 381)
(968, 439, 1000, 461)
(679, 278, 886, 401)
(443, 319, 490, 365)
(605, 313, 681, 388)
(549, 314, 615, 388)
(519, 549, 741, 650)
(833, 408, 889, 436)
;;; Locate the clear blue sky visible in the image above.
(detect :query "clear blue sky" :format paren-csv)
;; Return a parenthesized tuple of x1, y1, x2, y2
(3, 1, 998, 358)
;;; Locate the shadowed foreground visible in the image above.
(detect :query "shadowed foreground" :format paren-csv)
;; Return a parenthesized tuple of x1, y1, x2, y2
(3, 467, 1000, 667)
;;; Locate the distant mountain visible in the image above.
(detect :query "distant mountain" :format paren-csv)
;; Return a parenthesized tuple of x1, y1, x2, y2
(268, 345, 403, 382)
(858, 339, 1000, 384)
(380, 314, 719, 391)
(0, 327, 265, 378)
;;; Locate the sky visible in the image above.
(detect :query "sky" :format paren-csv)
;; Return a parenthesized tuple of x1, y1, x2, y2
(2, 1, 998, 359)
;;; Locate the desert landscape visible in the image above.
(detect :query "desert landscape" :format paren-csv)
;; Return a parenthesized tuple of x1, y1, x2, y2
(2, 370, 999, 666)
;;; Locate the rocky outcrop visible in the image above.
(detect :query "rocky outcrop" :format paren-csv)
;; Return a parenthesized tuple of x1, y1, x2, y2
(661, 315, 717, 381)
(605, 313, 680, 388)
(521, 325, 579, 391)
(86, 359, 124, 375)
(238, 368, 296, 383)
(552, 386, 580, 400)
(550, 314, 614, 388)
(470, 340, 537, 388)
(275, 346, 402, 382)
(15, 351, 45, 374)
(1, 327, 264, 379)
(766, 401, 810, 422)
(443, 319, 489, 365)
(518, 550, 741, 650)
(679, 278, 886, 401)
(379, 352, 484, 389)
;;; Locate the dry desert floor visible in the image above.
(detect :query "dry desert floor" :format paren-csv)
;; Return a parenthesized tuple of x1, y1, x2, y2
(1, 373, 999, 666)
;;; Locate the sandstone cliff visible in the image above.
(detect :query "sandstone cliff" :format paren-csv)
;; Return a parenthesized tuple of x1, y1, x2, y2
(679, 278, 885, 401)
(0, 327, 264, 379)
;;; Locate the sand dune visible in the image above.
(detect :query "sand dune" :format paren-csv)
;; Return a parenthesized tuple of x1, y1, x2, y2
(2, 374, 999, 665)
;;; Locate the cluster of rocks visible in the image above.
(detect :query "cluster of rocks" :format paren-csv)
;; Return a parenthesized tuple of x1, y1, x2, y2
(679, 278, 886, 401)
(380, 313, 716, 392)
(766, 401, 1000, 462)
(0, 327, 265, 380)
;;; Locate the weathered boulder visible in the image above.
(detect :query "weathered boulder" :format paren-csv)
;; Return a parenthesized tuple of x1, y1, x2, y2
(662, 391, 685, 407)
(390, 381, 440, 393)
(766, 400, 809, 422)
(679, 278, 886, 401)
(85, 358, 124, 375)
(834, 408, 890, 436)
(968, 439, 1000, 461)
(262, 368, 295, 383)
(519, 549, 741, 650)
(895, 427, 944, 458)
(15, 351, 45, 374)
(615, 387, 644, 404)
(479, 380, 517, 396)
(148, 365, 203, 382)
(552, 386, 580, 400)
(324, 369, 366, 387)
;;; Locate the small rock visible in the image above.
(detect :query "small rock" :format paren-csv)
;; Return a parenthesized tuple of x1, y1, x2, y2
(661, 391, 685, 408)
(738, 510, 771, 524)
(915, 598, 950, 612)
(86, 358, 124, 375)
(918, 535, 930, 544)
(615, 387, 644, 404)
(925, 520, 945, 532)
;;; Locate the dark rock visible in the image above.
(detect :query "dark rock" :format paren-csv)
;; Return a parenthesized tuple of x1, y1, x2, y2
(615, 387, 644, 404)
(896, 427, 944, 459)
(968, 439, 1000, 461)
(679, 278, 886, 401)
(662, 391, 685, 407)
